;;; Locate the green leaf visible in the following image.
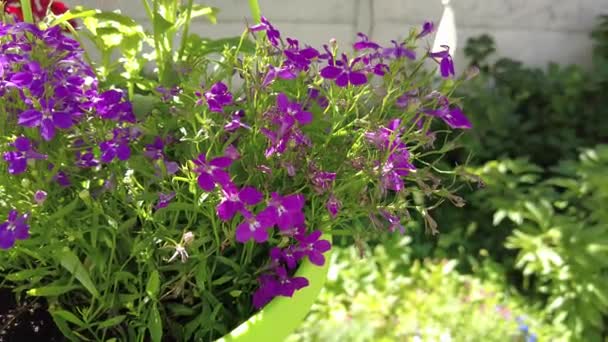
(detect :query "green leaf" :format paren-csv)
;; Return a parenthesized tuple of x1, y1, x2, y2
(51, 8, 98, 26)
(146, 270, 160, 299)
(188, 5, 218, 23)
(48, 197, 80, 221)
(211, 275, 233, 286)
(148, 304, 163, 342)
(51, 310, 86, 327)
(27, 285, 78, 297)
(5, 268, 52, 281)
(51, 312, 80, 342)
(57, 248, 99, 298)
(97, 315, 127, 329)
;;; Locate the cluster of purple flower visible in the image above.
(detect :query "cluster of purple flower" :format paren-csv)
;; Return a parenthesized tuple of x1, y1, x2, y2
(192, 141, 331, 306)
(0, 22, 138, 248)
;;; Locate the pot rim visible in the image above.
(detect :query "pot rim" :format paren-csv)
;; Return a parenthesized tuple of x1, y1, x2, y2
(216, 233, 332, 342)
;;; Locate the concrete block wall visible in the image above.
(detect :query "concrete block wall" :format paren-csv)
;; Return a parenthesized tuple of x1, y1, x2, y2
(71, 0, 607, 70)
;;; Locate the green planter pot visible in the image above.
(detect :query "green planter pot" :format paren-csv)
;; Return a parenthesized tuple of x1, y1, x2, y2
(217, 234, 332, 342)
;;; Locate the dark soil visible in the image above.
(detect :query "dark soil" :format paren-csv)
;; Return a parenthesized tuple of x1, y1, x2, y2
(0, 288, 64, 342)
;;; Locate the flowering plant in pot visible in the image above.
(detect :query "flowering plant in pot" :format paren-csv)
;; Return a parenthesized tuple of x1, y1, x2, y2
(0, 0, 472, 341)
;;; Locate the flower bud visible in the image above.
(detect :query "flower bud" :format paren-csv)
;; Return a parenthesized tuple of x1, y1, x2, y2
(183, 231, 195, 245)
(34, 190, 48, 205)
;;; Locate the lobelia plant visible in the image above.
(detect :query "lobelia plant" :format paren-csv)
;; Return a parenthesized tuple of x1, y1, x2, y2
(0, 0, 473, 340)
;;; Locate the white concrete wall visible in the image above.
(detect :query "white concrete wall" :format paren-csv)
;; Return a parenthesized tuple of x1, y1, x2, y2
(70, 0, 608, 70)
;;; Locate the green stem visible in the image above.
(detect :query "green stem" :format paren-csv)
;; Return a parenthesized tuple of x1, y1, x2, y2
(19, 0, 34, 23)
(177, 0, 195, 62)
(247, 0, 262, 23)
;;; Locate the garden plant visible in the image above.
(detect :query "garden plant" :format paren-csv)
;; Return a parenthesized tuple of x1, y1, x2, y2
(0, 0, 473, 341)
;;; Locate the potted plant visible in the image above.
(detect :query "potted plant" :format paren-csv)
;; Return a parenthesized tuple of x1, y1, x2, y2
(0, 0, 471, 341)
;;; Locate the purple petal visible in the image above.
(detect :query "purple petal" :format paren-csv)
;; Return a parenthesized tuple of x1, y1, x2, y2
(100, 147, 116, 163)
(295, 111, 313, 125)
(10, 72, 33, 86)
(52, 112, 73, 129)
(14, 137, 31, 152)
(197, 173, 215, 191)
(116, 144, 131, 161)
(13, 222, 29, 240)
(211, 170, 231, 188)
(40, 118, 55, 141)
(0, 225, 16, 250)
(440, 57, 454, 78)
(443, 107, 472, 129)
(239, 186, 263, 206)
(349, 72, 368, 86)
(252, 227, 269, 243)
(335, 73, 349, 87)
(235, 222, 253, 243)
(320, 66, 342, 79)
(277, 93, 289, 111)
(308, 251, 326, 266)
(5, 153, 27, 175)
(314, 239, 332, 253)
(217, 200, 241, 221)
(210, 157, 232, 168)
(18, 109, 42, 127)
(283, 194, 305, 211)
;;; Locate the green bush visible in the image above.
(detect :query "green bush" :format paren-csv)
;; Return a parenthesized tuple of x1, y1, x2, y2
(453, 16, 608, 167)
(289, 236, 565, 342)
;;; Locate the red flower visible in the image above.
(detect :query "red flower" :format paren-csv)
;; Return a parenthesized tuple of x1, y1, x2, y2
(3, 0, 75, 27)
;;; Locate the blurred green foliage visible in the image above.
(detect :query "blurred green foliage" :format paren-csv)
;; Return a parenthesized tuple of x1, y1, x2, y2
(290, 236, 565, 341)
(296, 15, 608, 342)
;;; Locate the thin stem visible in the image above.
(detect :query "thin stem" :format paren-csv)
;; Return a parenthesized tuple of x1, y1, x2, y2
(247, 0, 262, 23)
(19, 0, 34, 23)
(177, 0, 195, 62)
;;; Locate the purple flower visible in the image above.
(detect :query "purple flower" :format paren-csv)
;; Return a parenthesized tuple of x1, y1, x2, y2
(353, 32, 381, 51)
(379, 209, 405, 234)
(17, 100, 74, 141)
(235, 209, 275, 243)
(270, 246, 300, 270)
(320, 54, 368, 87)
(396, 89, 420, 108)
(382, 40, 416, 60)
(276, 93, 313, 126)
(429, 45, 455, 78)
(262, 64, 297, 87)
(144, 137, 166, 160)
(423, 101, 472, 129)
(144, 137, 179, 175)
(307, 88, 328, 109)
(252, 267, 309, 309)
(326, 194, 341, 219)
(224, 110, 251, 132)
(204, 82, 233, 113)
(34, 190, 47, 205)
(54, 171, 71, 187)
(249, 16, 281, 46)
(0, 210, 30, 250)
(294, 230, 332, 266)
(217, 185, 263, 221)
(155, 192, 176, 210)
(100, 128, 136, 163)
(264, 192, 306, 230)
(417, 21, 435, 39)
(378, 158, 416, 192)
(309, 168, 336, 193)
(92, 90, 135, 123)
(283, 38, 319, 72)
(3, 137, 47, 175)
(192, 154, 233, 191)
(75, 149, 99, 168)
(224, 145, 240, 160)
